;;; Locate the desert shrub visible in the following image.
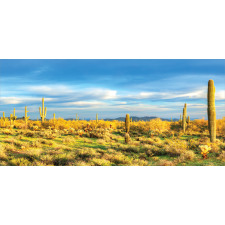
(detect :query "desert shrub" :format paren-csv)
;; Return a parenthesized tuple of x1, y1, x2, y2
(118, 144, 139, 153)
(218, 151, 225, 161)
(76, 148, 100, 160)
(4, 143, 17, 152)
(165, 139, 188, 156)
(0, 145, 7, 160)
(30, 140, 42, 148)
(91, 158, 111, 166)
(9, 158, 32, 166)
(62, 136, 75, 144)
(157, 159, 175, 166)
(2, 129, 14, 135)
(176, 151, 196, 163)
(53, 154, 72, 166)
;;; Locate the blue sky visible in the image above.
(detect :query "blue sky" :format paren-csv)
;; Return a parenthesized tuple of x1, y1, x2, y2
(0, 59, 224, 119)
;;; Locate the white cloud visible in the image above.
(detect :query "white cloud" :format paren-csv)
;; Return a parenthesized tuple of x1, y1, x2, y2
(28, 85, 74, 96)
(61, 101, 106, 107)
(216, 90, 225, 100)
(0, 96, 54, 105)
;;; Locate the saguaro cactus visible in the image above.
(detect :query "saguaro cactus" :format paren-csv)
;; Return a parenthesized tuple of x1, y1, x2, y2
(53, 113, 56, 125)
(39, 98, 47, 123)
(125, 114, 130, 133)
(24, 106, 30, 128)
(125, 114, 131, 143)
(182, 103, 187, 132)
(1, 112, 8, 127)
(207, 79, 216, 143)
(187, 116, 190, 124)
(10, 108, 17, 127)
(96, 113, 98, 123)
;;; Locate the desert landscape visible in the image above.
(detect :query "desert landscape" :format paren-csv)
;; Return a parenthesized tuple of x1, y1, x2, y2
(1, 80, 224, 166)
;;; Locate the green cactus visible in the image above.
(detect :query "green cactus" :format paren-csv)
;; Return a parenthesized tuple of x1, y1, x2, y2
(24, 106, 30, 128)
(207, 79, 216, 143)
(125, 114, 131, 144)
(53, 113, 56, 125)
(187, 116, 190, 123)
(182, 103, 187, 133)
(10, 108, 17, 127)
(1, 112, 8, 127)
(125, 114, 130, 133)
(39, 98, 47, 123)
(96, 113, 98, 123)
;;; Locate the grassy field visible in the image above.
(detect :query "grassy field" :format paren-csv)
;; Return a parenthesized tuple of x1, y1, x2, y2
(0, 118, 225, 166)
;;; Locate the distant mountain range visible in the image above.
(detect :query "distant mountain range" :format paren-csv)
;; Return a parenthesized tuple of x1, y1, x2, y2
(104, 116, 179, 122)
(16, 116, 185, 122)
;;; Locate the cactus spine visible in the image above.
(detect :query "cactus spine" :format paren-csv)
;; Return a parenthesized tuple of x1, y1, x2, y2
(207, 80, 216, 143)
(39, 98, 47, 123)
(96, 113, 98, 123)
(10, 108, 17, 127)
(24, 106, 30, 128)
(182, 103, 187, 132)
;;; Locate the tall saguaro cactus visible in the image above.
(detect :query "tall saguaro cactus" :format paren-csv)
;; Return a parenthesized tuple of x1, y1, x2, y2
(39, 98, 47, 123)
(207, 80, 216, 143)
(182, 103, 187, 132)
(125, 114, 131, 143)
(125, 114, 130, 133)
(24, 106, 30, 128)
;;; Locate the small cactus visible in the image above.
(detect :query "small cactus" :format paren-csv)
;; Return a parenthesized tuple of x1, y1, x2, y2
(10, 108, 17, 127)
(187, 116, 190, 123)
(24, 106, 30, 128)
(207, 79, 216, 143)
(53, 113, 56, 125)
(39, 98, 47, 123)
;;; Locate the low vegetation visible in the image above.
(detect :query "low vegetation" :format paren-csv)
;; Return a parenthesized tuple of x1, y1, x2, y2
(0, 117, 225, 166)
